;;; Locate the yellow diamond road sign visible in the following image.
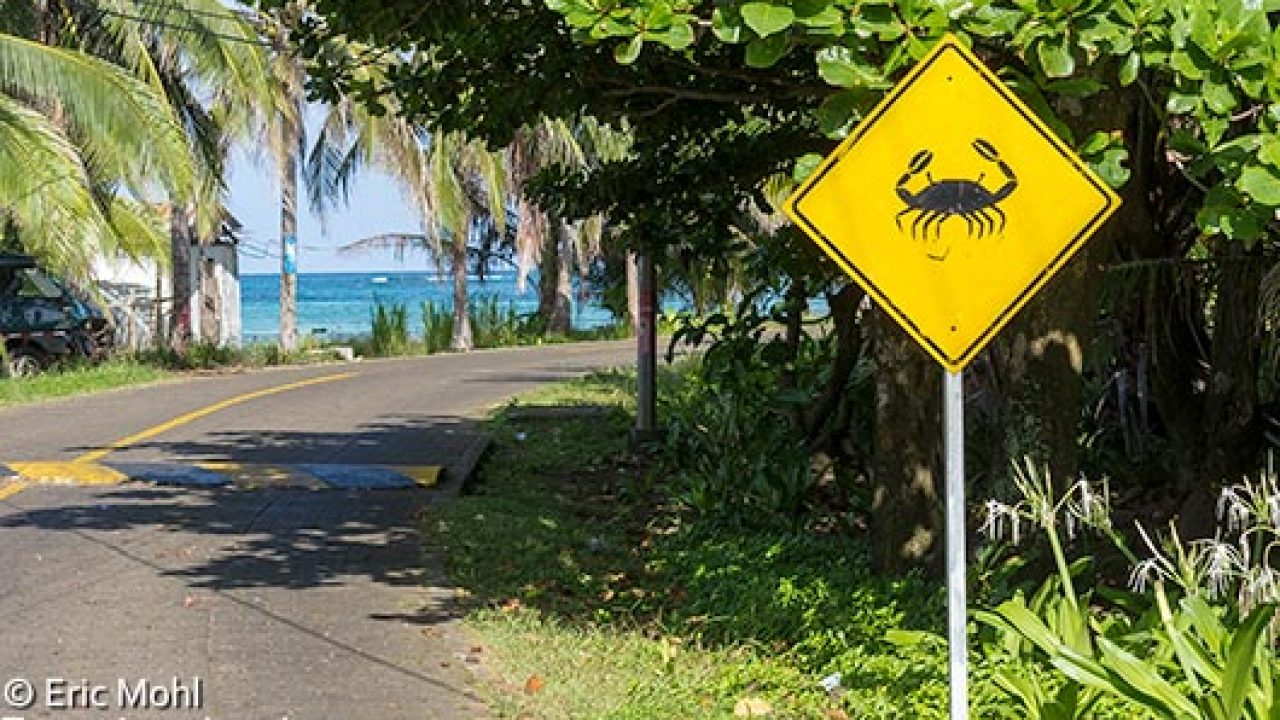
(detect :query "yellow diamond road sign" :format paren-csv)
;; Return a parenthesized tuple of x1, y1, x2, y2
(785, 36, 1120, 372)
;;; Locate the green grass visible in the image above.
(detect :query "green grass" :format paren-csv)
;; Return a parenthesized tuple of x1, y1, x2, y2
(0, 360, 169, 407)
(428, 369, 1001, 719)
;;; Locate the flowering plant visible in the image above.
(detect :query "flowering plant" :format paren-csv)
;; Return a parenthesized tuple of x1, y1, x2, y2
(977, 458, 1280, 720)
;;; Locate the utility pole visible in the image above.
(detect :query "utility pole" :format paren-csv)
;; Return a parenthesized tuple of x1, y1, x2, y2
(633, 250, 657, 443)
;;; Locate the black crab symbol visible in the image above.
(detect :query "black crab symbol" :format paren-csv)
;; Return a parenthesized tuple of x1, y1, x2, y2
(894, 138, 1018, 258)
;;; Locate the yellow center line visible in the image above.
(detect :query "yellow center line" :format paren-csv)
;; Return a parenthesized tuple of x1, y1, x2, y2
(74, 372, 357, 463)
(0, 481, 26, 502)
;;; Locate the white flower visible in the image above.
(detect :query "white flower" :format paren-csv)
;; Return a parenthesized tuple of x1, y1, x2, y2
(981, 499, 1024, 545)
(1192, 539, 1246, 599)
(1130, 524, 1178, 594)
(1129, 558, 1168, 593)
(1242, 566, 1280, 607)
(1066, 478, 1113, 537)
(1218, 485, 1253, 533)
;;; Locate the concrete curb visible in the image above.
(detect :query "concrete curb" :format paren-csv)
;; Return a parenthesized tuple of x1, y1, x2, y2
(428, 432, 492, 502)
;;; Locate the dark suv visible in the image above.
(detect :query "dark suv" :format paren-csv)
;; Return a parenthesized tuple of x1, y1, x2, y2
(1, 254, 113, 376)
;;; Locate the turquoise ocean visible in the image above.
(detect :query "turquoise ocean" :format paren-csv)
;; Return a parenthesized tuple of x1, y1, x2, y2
(241, 271, 622, 343)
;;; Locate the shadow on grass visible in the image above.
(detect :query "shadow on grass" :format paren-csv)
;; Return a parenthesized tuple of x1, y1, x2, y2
(432, 369, 947, 675)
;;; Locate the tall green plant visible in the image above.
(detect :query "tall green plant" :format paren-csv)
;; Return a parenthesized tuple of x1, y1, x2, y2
(369, 302, 409, 356)
(978, 461, 1280, 720)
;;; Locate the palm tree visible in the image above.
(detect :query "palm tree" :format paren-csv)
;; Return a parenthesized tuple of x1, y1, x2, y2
(92, 0, 273, 348)
(1, 0, 272, 357)
(508, 117, 633, 334)
(332, 114, 509, 351)
(0, 13, 195, 280)
(255, 2, 308, 352)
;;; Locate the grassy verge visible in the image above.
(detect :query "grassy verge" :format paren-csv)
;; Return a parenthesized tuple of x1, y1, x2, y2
(430, 370, 976, 719)
(0, 360, 169, 407)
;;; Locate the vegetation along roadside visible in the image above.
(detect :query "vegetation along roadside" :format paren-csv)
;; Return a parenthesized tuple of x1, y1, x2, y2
(435, 364, 1278, 719)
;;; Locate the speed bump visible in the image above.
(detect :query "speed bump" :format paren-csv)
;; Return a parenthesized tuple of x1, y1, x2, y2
(0, 462, 440, 490)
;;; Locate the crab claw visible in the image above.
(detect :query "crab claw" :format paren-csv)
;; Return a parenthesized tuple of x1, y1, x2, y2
(907, 149, 933, 174)
(972, 138, 1000, 161)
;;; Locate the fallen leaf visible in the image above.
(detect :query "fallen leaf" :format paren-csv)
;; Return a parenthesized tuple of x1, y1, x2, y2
(825, 709, 850, 720)
(733, 698, 773, 717)
(500, 597, 522, 612)
(523, 675, 545, 695)
(470, 645, 484, 654)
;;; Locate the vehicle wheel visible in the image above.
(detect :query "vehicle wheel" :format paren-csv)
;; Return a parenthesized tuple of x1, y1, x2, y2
(6, 348, 44, 378)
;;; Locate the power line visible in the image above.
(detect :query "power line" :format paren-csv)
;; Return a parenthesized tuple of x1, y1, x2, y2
(76, 1, 274, 47)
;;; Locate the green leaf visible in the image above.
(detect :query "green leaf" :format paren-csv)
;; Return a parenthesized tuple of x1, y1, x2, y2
(814, 90, 860, 137)
(711, 7, 746, 43)
(1201, 77, 1237, 114)
(1258, 135, 1280, 169)
(966, 5, 1024, 36)
(1079, 132, 1111, 155)
(1093, 147, 1130, 188)
(793, 153, 823, 182)
(1037, 36, 1076, 78)
(1118, 52, 1141, 86)
(816, 46, 875, 88)
(797, 6, 842, 28)
(1166, 92, 1200, 114)
(744, 33, 789, 68)
(1096, 636, 1199, 717)
(740, 2, 796, 37)
(640, 1, 675, 29)
(614, 34, 643, 64)
(653, 21, 695, 50)
(1239, 165, 1280, 205)
(1220, 605, 1275, 719)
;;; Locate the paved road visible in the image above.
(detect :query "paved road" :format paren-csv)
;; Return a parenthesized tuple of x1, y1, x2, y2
(0, 341, 635, 719)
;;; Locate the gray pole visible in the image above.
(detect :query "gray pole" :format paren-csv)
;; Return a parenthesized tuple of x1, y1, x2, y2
(944, 369, 967, 720)
(634, 251, 657, 441)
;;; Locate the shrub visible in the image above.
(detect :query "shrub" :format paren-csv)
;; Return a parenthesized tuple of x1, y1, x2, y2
(370, 302, 410, 356)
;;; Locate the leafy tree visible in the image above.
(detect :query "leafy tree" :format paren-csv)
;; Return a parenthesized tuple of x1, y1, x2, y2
(284, 0, 1280, 571)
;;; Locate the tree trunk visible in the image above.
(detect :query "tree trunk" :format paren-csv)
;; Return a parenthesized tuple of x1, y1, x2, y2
(870, 308, 944, 574)
(543, 218, 572, 334)
(538, 223, 559, 326)
(168, 203, 193, 353)
(625, 252, 640, 334)
(1009, 84, 1148, 485)
(199, 252, 219, 344)
(1201, 244, 1263, 483)
(450, 236, 473, 351)
(279, 140, 299, 353)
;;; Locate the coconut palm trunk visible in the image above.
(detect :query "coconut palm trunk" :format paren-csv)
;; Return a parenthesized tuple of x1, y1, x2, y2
(542, 217, 572, 334)
(279, 137, 299, 352)
(168, 203, 194, 350)
(450, 234, 472, 350)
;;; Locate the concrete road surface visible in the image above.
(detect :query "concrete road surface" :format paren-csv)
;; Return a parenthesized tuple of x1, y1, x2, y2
(0, 341, 635, 719)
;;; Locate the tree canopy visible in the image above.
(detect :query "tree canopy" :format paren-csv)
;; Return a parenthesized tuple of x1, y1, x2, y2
(281, 0, 1280, 572)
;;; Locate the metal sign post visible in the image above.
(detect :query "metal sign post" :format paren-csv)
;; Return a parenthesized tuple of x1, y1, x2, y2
(944, 369, 966, 720)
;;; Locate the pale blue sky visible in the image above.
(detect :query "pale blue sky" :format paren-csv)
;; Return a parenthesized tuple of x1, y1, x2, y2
(225, 132, 430, 276)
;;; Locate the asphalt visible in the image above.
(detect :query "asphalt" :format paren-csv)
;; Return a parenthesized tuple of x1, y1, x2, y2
(0, 340, 636, 719)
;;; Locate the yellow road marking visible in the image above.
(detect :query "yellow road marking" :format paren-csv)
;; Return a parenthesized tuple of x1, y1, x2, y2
(196, 462, 328, 490)
(75, 372, 356, 463)
(7, 462, 127, 485)
(0, 480, 27, 501)
(395, 465, 442, 487)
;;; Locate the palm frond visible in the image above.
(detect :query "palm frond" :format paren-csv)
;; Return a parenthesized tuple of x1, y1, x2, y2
(0, 32, 195, 202)
(0, 94, 117, 280)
